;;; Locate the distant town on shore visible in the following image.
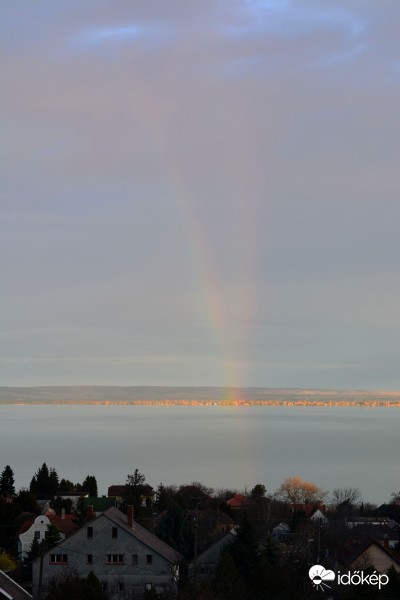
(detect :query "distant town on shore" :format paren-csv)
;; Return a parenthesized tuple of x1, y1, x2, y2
(1, 386, 400, 407)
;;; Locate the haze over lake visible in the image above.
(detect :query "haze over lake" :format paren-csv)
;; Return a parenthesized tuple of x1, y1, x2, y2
(1, 404, 398, 505)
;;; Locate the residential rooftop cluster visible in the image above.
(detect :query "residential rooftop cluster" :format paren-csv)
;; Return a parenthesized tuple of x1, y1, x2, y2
(0, 464, 399, 599)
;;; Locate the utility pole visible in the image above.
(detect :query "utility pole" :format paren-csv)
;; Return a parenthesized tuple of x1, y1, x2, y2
(193, 505, 198, 581)
(37, 541, 45, 600)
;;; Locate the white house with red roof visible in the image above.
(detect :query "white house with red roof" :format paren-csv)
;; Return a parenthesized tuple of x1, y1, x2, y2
(18, 509, 77, 559)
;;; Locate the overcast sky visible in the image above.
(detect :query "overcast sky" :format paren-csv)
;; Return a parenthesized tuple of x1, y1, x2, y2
(2, 0, 399, 389)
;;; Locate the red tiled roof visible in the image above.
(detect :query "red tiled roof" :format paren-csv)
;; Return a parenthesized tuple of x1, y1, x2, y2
(227, 494, 250, 508)
(49, 514, 78, 537)
(18, 519, 35, 536)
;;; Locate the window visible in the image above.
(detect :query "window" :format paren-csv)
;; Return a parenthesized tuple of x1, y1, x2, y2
(132, 554, 138, 565)
(49, 554, 68, 565)
(87, 554, 93, 564)
(118, 583, 124, 592)
(34, 531, 40, 540)
(101, 582, 108, 592)
(146, 554, 153, 565)
(87, 526, 93, 538)
(145, 583, 152, 591)
(106, 554, 124, 564)
(112, 527, 118, 538)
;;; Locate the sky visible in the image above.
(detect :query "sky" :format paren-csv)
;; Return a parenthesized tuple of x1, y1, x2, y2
(2, 0, 400, 389)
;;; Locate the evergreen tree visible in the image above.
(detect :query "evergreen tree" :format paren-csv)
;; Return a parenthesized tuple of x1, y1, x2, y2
(46, 523, 62, 547)
(81, 475, 98, 497)
(30, 463, 59, 497)
(0, 465, 15, 497)
(125, 469, 146, 513)
(48, 468, 60, 495)
(24, 538, 41, 579)
(15, 489, 40, 514)
(59, 478, 75, 493)
(156, 503, 194, 558)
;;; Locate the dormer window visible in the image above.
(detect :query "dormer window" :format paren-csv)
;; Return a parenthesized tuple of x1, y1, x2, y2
(112, 527, 118, 538)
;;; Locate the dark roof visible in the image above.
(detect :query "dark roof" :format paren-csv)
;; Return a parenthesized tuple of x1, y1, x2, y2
(179, 485, 208, 498)
(347, 524, 400, 543)
(195, 529, 236, 564)
(290, 503, 326, 516)
(107, 485, 128, 497)
(375, 504, 400, 519)
(0, 571, 32, 600)
(107, 485, 155, 497)
(102, 508, 182, 564)
(188, 508, 235, 527)
(33, 507, 181, 567)
(83, 497, 116, 512)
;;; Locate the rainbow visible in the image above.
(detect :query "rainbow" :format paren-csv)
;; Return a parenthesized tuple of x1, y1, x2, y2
(127, 77, 258, 399)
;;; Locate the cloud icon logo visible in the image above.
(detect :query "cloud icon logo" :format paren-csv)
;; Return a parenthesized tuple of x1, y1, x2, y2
(309, 564, 335, 591)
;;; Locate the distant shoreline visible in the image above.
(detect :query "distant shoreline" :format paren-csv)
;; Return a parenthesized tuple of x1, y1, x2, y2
(2, 399, 400, 407)
(1, 385, 400, 407)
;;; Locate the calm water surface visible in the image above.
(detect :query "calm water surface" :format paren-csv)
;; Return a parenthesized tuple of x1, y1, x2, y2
(1, 405, 398, 504)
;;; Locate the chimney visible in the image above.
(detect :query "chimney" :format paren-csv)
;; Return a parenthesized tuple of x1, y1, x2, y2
(86, 505, 94, 520)
(128, 505, 134, 527)
(61, 508, 65, 520)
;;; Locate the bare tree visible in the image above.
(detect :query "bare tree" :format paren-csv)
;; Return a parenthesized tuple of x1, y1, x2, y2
(390, 490, 400, 505)
(331, 487, 361, 508)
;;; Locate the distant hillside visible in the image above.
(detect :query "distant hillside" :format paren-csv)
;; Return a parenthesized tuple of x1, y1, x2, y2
(0, 386, 399, 405)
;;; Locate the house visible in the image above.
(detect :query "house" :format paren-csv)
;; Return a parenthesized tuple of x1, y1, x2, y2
(374, 504, 400, 521)
(18, 510, 77, 559)
(56, 492, 89, 509)
(194, 508, 235, 536)
(107, 485, 156, 508)
(345, 523, 400, 550)
(346, 516, 389, 528)
(226, 494, 250, 510)
(309, 508, 328, 524)
(343, 537, 400, 573)
(190, 529, 236, 582)
(32, 506, 181, 599)
(271, 522, 291, 541)
(82, 496, 116, 516)
(0, 570, 32, 600)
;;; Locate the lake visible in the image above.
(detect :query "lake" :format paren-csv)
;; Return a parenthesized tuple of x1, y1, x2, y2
(0, 405, 398, 504)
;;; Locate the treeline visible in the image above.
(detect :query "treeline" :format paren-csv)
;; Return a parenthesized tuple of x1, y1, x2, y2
(29, 463, 98, 498)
